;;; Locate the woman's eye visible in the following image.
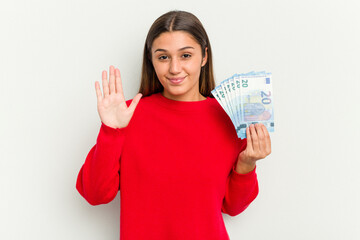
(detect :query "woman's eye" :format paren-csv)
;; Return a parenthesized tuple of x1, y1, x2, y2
(158, 55, 168, 60)
(183, 54, 191, 58)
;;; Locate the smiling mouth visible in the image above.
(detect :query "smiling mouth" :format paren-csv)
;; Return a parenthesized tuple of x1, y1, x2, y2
(167, 76, 186, 84)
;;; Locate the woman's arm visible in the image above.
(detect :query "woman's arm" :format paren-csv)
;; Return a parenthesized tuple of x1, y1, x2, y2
(221, 165, 259, 216)
(76, 65, 142, 205)
(76, 123, 125, 205)
(221, 123, 271, 216)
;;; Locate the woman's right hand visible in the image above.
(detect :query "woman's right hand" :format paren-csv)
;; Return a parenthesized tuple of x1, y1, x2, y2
(95, 65, 142, 129)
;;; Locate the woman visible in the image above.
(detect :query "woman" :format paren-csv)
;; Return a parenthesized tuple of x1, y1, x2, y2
(76, 10, 271, 240)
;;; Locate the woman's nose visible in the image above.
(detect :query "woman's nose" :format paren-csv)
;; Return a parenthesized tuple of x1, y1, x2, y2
(169, 58, 181, 74)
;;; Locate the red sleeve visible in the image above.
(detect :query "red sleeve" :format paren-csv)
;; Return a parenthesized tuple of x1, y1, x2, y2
(76, 122, 126, 205)
(221, 165, 259, 216)
(221, 138, 259, 216)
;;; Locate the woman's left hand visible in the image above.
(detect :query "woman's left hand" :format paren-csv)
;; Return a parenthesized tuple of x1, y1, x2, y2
(235, 123, 272, 174)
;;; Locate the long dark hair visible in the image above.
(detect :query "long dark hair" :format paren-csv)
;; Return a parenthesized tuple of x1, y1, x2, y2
(139, 10, 215, 98)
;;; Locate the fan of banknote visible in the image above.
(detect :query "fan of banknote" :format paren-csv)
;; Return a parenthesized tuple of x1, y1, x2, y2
(211, 71, 274, 139)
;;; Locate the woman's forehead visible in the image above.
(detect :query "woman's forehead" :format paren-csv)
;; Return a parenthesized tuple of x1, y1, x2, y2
(151, 31, 200, 52)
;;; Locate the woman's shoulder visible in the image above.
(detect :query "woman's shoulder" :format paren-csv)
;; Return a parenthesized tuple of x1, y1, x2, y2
(206, 96, 228, 113)
(125, 92, 160, 107)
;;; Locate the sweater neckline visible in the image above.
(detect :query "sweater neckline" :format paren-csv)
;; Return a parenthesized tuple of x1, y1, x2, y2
(152, 92, 212, 112)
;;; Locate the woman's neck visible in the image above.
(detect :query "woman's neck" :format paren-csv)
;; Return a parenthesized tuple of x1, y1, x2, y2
(161, 91, 206, 102)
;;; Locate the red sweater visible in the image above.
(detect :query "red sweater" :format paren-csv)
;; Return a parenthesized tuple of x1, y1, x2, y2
(76, 92, 259, 240)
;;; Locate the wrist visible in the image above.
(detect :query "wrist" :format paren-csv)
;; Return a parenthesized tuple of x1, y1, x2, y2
(235, 161, 256, 174)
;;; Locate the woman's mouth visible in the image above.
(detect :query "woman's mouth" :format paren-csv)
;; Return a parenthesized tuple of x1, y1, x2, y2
(168, 76, 186, 84)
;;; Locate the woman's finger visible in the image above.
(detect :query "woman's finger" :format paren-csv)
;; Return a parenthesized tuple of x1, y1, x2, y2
(102, 70, 109, 97)
(109, 65, 116, 94)
(256, 123, 265, 155)
(250, 124, 259, 152)
(128, 93, 143, 113)
(95, 81, 102, 102)
(115, 68, 125, 102)
(244, 126, 254, 160)
(245, 126, 252, 151)
(262, 125, 271, 155)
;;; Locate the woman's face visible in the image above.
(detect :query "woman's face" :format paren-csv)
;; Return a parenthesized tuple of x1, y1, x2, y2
(151, 31, 208, 101)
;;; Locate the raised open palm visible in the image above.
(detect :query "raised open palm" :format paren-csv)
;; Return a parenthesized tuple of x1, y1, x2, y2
(95, 65, 142, 129)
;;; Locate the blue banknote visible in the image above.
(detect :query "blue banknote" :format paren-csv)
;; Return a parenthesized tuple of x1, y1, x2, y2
(211, 71, 274, 139)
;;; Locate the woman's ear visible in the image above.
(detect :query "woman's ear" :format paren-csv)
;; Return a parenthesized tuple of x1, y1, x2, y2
(201, 47, 208, 67)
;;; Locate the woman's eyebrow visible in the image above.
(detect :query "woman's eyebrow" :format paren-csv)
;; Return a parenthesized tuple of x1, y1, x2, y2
(154, 46, 195, 53)
(178, 46, 195, 51)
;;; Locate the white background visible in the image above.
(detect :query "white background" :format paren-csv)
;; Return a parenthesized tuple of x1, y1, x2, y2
(1, 0, 359, 239)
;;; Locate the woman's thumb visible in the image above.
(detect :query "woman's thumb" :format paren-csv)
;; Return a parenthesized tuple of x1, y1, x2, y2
(128, 93, 143, 112)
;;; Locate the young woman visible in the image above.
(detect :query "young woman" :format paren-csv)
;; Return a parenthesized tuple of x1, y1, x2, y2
(76, 10, 271, 240)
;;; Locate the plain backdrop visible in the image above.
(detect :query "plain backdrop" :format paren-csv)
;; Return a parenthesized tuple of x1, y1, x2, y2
(1, 0, 359, 239)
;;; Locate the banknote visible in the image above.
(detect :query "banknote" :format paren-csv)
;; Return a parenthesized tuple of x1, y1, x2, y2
(212, 71, 274, 139)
